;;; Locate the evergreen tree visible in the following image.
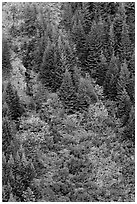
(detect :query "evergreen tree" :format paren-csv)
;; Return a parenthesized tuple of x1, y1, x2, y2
(81, 2, 93, 34)
(2, 117, 13, 158)
(77, 75, 98, 112)
(117, 90, 132, 128)
(22, 38, 36, 70)
(21, 3, 37, 37)
(2, 38, 12, 78)
(86, 2, 98, 23)
(118, 59, 134, 104)
(71, 9, 88, 70)
(5, 82, 24, 121)
(71, 65, 81, 92)
(113, 14, 123, 62)
(125, 74, 135, 104)
(103, 53, 120, 100)
(60, 2, 74, 32)
(122, 104, 135, 142)
(58, 69, 77, 112)
(96, 51, 108, 86)
(33, 35, 48, 73)
(128, 51, 135, 75)
(125, 2, 135, 45)
(121, 20, 132, 63)
(119, 59, 130, 88)
(86, 19, 105, 77)
(104, 19, 115, 63)
(39, 40, 63, 92)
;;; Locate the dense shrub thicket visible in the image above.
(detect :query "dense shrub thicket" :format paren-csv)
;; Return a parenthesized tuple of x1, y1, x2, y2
(2, 2, 135, 202)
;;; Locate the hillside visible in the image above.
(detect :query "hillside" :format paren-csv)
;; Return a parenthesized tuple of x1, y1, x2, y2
(2, 2, 135, 202)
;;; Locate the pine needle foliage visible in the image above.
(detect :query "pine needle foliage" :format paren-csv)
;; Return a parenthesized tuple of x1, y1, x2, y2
(5, 82, 24, 121)
(58, 69, 77, 112)
(2, 38, 12, 78)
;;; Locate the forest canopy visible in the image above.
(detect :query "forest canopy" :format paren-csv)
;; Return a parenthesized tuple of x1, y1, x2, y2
(2, 2, 135, 202)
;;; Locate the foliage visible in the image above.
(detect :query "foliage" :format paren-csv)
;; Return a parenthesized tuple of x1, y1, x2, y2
(2, 38, 12, 78)
(103, 54, 120, 100)
(96, 51, 108, 86)
(5, 82, 25, 121)
(58, 69, 78, 112)
(2, 117, 14, 158)
(39, 41, 63, 92)
(2, 2, 135, 202)
(77, 76, 98, 112)
(86, 20, 106, 77)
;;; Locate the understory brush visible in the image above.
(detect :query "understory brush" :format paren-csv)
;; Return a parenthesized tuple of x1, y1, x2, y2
(2, 93, 135, 201)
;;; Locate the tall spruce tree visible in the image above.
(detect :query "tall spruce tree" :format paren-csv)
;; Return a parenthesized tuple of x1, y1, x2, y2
(125, 2, 135, 45)
(119, 59, 130, 89)
(5, 82, 24, 121)
(86, 19, 105, 77)
(121, 20, 132, 63)
(103, 53, 120, 100)
(71, 9, 88, 70)
(58, 69, 77, 112)
(113, 14, 123, 62)
(60, 2, 74, 32)
(125, 74, 135, 104)
(77, 75, 98, 112)
(2, 117, 13, 159)
(96, 51, 108, 86)
(81, 2, 93, 34)
(39, 40, 63, 92)
(2, 38, 12, 78)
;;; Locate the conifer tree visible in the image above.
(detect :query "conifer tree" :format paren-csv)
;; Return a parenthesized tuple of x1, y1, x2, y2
(58, 69, 77, 112)
(2, 38, 12, 78)
(125, 74, 135, 104)
(71, 9, 88, 70)
(71, 66, 81, 92)
(39, 40, 63, 92)
(118, 59, 134, 104)
(81, 2, 93, 34)
(86, 19, 105, 77)
(113, 15, 123, 62)
(125, 2, 135, 45)
(122, 104, 135, 141)
(5, 82, 24, 121)
(77, 75, 98, 112)
(105, 20, 115, 63)
(128, 51, 135, 75)
(119, 59, 130, 88)
(21, 3, 37, 37)
(121, 20, 132, 63)
(117, 89, 132, 128)
(96, 51, 108, 86)
(60, 2, 74, 32)
(103, 53, 120, 100)
(2, 117, 13, 157)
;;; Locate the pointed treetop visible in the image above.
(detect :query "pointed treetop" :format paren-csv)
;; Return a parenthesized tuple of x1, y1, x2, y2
(120, 59, 130, 80)
(15, 151, 21, 163)
(8, 193, 16, 202)
(21, 151, 29, 167)
(8, 154, 14, 166)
